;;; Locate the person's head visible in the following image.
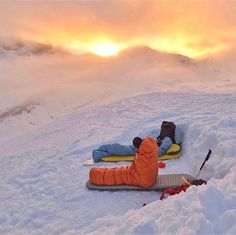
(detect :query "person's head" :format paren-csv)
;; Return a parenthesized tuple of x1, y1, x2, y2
(133, 136, 143, 151)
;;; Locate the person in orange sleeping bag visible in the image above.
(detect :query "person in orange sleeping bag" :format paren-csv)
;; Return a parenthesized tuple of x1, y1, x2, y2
(89, 136, 158, 188)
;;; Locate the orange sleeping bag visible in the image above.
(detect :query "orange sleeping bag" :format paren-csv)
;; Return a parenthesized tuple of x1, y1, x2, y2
(89, 137, 158, 188)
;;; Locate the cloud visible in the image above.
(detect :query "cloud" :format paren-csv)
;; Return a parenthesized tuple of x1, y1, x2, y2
(0, 1, 236, 57)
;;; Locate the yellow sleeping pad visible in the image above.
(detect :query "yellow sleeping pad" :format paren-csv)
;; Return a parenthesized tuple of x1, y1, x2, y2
(101, 144, 181, 162)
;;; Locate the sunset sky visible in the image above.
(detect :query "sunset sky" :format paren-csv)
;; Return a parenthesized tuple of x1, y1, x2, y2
(1, 0, 236, 58)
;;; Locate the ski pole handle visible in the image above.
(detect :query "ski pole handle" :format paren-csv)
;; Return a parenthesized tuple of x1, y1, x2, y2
(196, 150, 212, 178)
(199, 150, 211, 171)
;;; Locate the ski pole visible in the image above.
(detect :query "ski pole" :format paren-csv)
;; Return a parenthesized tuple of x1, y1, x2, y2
(196, 149, 212, 178)
(129, 145, 139, 153)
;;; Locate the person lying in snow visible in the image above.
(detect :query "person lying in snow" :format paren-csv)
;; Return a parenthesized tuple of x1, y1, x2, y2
(92, 121, 177, 162)
(89, 136, 158, 187)
(92, 136, 172, 162)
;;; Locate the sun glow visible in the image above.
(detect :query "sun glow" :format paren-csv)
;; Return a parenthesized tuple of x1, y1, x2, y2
(23, 28, 231, 59)
(1, 1, 236, 60)
(66, 41, 122, 57)
(89, 43, 120, 57)
(148, 35, 231, 59)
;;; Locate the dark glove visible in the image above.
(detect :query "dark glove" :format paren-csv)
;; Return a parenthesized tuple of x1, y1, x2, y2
(133, 136, 143, 150)
(191, 179, 207, 186)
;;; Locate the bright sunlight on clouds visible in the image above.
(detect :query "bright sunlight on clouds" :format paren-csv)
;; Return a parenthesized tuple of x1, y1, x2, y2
(68, 41, 123, 57)
(88, 43, 120, 57)
(1, 1, 236, 58)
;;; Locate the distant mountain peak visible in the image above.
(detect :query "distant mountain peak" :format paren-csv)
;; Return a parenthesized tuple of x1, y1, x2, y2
(0, 39, 69, 56)
(119, 45, 162, 57)
(116, 45, 195, 66)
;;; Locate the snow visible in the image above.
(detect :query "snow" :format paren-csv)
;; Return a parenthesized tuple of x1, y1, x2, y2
(0, 45, 236, 234)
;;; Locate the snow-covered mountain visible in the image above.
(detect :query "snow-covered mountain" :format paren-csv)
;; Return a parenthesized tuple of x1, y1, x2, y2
(1, 42, 235, 148)
(0, 38, 236, 234)
(0, 102, 55, 146)
(0, 40, 68, 57)
(117, 46, 195, 65)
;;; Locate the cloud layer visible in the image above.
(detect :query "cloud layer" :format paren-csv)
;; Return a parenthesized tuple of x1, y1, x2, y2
(1, 1, 236, 57)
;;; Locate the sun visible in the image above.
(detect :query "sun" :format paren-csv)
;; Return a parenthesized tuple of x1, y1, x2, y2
(89, 43, 120, 57)
(68, 41, 122, 57)
(65, 41, 122, 57)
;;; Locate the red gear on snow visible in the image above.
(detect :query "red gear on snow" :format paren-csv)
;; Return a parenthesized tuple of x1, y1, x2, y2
(160, 183, 190, 200)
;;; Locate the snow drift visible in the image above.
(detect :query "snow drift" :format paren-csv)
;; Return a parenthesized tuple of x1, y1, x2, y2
(0, 41, 236, 235)
(0, 92, 235, 235)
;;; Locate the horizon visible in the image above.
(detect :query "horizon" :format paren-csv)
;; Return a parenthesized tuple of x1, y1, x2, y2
(0, 39, 199, 59)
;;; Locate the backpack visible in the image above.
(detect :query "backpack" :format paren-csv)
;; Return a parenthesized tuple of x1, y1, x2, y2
(157, 121, 176, 146)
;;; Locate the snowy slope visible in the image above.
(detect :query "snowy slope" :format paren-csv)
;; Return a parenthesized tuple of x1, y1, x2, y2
(1, 45, 235, 146)
(0, 92, 235, 235)
(1, 41, 236, 234)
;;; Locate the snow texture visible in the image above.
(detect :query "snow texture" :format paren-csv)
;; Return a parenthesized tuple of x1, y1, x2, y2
(0, 46, 236, 235)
